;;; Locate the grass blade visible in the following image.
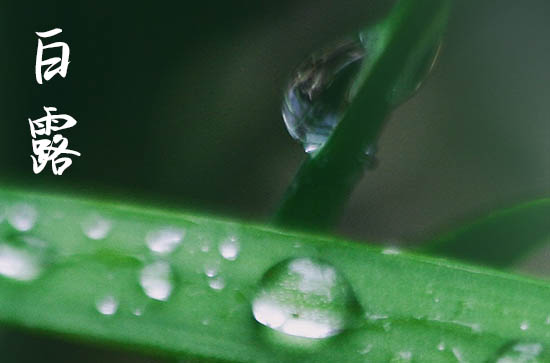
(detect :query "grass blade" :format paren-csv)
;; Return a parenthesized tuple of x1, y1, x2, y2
(1, 188, 550, 361)
(424, 198, 550, 268)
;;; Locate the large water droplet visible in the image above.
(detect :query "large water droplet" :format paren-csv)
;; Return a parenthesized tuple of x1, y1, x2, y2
(145, 227, 185, 255)
(139, 260, 174, 301)
(7, 203, 37, 232)
(282, 39, 365, 154)
(0, 236, 49, 281)
(252, 257, 361, 339)
(81, 213, 112, 240)
(282, 32, 440, 154)
(495, 342, 545, 362)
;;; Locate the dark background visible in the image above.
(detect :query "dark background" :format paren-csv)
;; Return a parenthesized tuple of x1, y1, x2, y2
(1, 1, 550, 361)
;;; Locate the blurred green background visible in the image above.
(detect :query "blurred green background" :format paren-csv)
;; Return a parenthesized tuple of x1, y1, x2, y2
(0, 0, 549, 361)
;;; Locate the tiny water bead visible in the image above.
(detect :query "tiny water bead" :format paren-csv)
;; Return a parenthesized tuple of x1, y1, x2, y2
(494, 342, 545, 363)
(146, 227, 185, 255)
(81, 213, 112, 240)
(390, 351, 413, 362)
(282, 32, 440, 154)
(252, 257, 361, 339)
(96, 294, 119, 316)
(203, 259, 220, 278)
(133, 307, 143, 316)
(7, 203, 37, 232)
(208, 276, 225, 291)
(381, 247, 401, 255)
(219, 236, 239, 261)
(139, 260, 174, 301)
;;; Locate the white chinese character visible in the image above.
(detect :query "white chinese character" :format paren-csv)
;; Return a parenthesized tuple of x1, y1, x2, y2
(35, 28, 70, 84)
(31, 134, 80, 175)
(28, 107, 80, 175)
(28, 106, 76, 138)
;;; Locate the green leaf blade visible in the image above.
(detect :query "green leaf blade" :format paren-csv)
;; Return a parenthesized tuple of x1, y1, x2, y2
(1, 188, 550, 362)
(425, 198, 550, 267)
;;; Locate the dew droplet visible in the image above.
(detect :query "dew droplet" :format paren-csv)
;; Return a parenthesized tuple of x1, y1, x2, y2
(219, 236, 239, 261)
(252, 257, 361, 339)
(145, 227, 185, 255)
(495, 342, 545, 362)
(438, 342, 446, 351)
(96, 295, 118, 315)
(208, 276, 225, 291)
(452, 347, 466, 362)
(139, 260, 174, 301)
(7, 203, 37, 232)
(81, 213, 112, 240)
(208, 276, 225, 290)
(0, 236, 49, 281)
(200, 240, 211, 253)
(203, 260, 220, 278)
(282, 31, 440, 154)
(358, 343, 373, 355)
(0, 244, 41, 281)
(390, 351, 412, 362)
(133, 308, 143, 316)
(520, 321, 529, 331)
(382, 247, 401, 255)
(282, 39, 365, 154)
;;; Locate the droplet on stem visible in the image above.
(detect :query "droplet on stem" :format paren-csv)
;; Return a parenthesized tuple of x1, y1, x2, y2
(282, 30, 440, 155)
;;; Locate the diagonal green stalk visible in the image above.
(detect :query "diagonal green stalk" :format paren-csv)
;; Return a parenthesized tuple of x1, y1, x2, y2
(274, 0, 451, 231)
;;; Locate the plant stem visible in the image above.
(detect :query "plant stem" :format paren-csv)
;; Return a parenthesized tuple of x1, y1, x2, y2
(274, 0, 451, 231)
